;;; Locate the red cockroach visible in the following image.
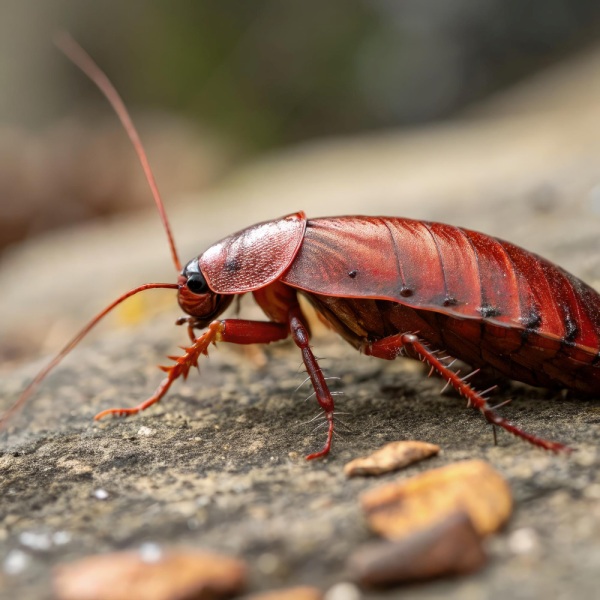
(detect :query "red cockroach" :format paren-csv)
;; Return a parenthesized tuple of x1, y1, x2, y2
(2, 36, 594, 459)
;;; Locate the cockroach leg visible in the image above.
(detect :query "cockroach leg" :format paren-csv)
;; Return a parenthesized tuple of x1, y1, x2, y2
(365, 333, 571, 453)
(95, 319, 288, 421)
(94, 321, 224, 420)
(288, 306, 335, 460)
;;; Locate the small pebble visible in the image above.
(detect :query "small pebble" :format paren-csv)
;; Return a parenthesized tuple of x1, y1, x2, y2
(53, 548, 247, 600)
(324, 581, 362, 600)
(19, 531, 52, 551)
(344, 441, 440, 477)
(4, 549, 30, 575)
(348, 512, 486, 587)
(139, 543, 162, 563)
(361, 459, 512, 539)
(508, 528, 539, 555)
(93, 489, 109, 500)
(137, 426, 155, 437)
(242, 586, 323, 600)
(53, 532, 72, 546)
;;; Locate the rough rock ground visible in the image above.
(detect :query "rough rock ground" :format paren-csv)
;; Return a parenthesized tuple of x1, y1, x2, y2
(2, 46, 600, 599)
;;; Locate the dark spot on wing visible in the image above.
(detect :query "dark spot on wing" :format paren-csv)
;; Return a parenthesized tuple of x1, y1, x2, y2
(521, 307, 542, 342)
(225, 257, 241, 272)
(348, 269, 357, 279)
(522, 308, 542, 331)
(443, 295, 458, 307)
(479, 303, 501, 318)
(400, 287, 414, 298)
(564, 315, 578, 344)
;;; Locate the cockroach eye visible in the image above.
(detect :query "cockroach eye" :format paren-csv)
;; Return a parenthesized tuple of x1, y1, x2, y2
(186, 273, 209, 295)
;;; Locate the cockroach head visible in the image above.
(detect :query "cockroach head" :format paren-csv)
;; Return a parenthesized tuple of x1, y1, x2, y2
(178, 257, 233, 325)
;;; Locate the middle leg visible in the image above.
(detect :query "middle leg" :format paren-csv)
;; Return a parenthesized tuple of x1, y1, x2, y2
(288, 305, 336, 460)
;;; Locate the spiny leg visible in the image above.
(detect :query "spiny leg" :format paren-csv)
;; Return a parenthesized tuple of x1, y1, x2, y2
(94, 321, 222, 420)
(365, 332, 570, 453)
(288, 306, 335, 460)
(95, 319, 288, 420)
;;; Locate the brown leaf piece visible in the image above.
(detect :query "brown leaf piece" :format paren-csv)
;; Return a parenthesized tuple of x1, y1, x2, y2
(241, 586, 323, 600)
(344, 440, 440, 477)
(348, 511, 486, 587)
(53, 548, 247, 600)
(361, 459, 512, 538)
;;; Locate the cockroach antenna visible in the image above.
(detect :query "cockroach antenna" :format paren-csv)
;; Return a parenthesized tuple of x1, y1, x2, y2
(54, 31, 182, 272)
(1, 34, 182, 427)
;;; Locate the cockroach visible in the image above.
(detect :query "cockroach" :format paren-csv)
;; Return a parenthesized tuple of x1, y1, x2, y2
(2, 36, 595, 459)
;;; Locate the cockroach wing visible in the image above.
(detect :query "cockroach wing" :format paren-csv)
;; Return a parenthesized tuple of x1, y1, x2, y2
(200, 211, 307, 293)
(282, 216, 468, 309)
(281, 216, 600, 345)
(282, 216, 517, 323)
(281, 216, 488, 317)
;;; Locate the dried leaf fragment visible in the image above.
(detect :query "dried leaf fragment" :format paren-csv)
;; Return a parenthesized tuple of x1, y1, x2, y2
(348, 511, 486, 586)
(241, 586, 323, 600)
(344, 440, 440, 477)
(53, 548, 247, 600)
(361, 459, 512, 538)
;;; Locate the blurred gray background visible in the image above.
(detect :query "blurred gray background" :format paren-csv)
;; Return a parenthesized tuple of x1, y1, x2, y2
(3, 0, 600, 249)
(4, 0, 600, 364)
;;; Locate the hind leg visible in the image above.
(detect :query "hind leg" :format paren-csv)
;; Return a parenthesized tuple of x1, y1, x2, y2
(364, 332, 570, 453)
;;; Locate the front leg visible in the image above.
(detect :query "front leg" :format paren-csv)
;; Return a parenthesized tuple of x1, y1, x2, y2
(97, 309, 337, 460)
(94, 319, 288, 420)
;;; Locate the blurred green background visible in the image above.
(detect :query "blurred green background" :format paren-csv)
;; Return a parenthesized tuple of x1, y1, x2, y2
(3, 0, 600, 254)
(8, 0, 600, 143)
